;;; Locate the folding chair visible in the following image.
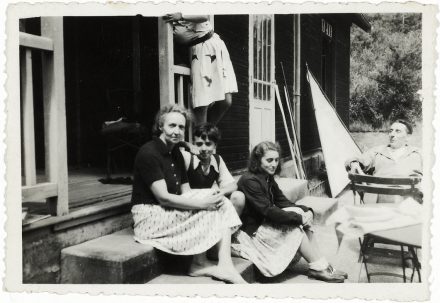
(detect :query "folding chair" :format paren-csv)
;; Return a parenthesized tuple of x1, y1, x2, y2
(348, 173, 422, 283)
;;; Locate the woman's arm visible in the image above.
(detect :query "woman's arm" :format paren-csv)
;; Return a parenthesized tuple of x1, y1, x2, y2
(151, 179, 223, 210)
(272, 180, 313, 214)
(239, 178, 304, 226)
(181, 150, 192, 171)
(181, 182, 191, 194)
(163, 13, 209, 23)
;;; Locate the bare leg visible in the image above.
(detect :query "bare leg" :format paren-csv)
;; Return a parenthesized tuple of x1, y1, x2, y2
(299, 232, 321, 263)
(214, 228, 248, 284)
(188, 252, 217, 277)
(304, 229, 323, 257)
(193, 106, 208, 126)
(208, 192, 244, 261)
(230, 191, 245, 216)
(207, 93, 232, 125)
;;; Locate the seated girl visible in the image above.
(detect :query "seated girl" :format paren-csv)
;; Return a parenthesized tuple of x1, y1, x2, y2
(131, 104, 246, 283)
(181, 123, 245, 215)
(232, 141, 348, 283)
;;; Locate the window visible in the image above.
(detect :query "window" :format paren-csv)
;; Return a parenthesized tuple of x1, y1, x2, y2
(321, 18, 334, 104)
(253, 15, 272, 101)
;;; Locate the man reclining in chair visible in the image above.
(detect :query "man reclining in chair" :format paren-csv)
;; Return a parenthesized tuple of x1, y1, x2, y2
(345, 119, 423, 203)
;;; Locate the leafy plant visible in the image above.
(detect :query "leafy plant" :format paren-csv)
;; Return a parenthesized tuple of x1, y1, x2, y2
(350, 14, 422, 129)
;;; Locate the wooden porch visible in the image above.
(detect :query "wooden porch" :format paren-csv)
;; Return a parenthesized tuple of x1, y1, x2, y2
(22, 169, 132, 228)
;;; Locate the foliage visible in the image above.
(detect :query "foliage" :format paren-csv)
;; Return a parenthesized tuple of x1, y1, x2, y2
(350, 14, 422, 128)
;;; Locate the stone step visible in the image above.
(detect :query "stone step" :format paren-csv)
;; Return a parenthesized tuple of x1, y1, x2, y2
(61, 227, 257, 284)
(148, 257, 256, 284)
(61, 228, 161, 283)
(295, 196, 338, 225)
(275, 177, 309, 204)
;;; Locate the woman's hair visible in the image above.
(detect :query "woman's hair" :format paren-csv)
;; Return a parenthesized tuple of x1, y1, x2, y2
(248, 141, 282, 174)
(391, 119, 413, 134)
(152, 104, 191, 136)
(193, 123, 221, 144)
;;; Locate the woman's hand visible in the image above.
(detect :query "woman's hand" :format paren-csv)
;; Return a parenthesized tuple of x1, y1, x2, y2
(197, 193, 224, 211)
(163, 12, 183, 23)
(186, 142, 200, 155)
(301, 210, 314, 227)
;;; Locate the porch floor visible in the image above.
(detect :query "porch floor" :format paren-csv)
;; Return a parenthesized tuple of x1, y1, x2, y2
(22, 168, 132, 225)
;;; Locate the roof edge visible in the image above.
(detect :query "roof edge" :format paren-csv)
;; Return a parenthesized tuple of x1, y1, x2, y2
(352, 14, 372, 32)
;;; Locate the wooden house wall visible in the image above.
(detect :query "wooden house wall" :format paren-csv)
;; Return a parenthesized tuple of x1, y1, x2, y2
(56, 15, 352, 171)
(331, 17, 351, 126)
(274, 15, 295, 159)
(300, 14, 322, 152)
(214, 15, 250, 171)
(300, 14, 352, 152)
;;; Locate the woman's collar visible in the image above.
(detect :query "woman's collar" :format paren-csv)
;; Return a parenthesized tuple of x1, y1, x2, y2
(153, 136, 178, 155)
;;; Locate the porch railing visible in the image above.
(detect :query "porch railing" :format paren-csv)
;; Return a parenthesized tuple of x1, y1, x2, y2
(20, 17, 69, 216)
(158, 19, 193, 139)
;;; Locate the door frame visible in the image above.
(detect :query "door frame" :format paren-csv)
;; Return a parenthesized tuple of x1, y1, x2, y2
(248, 14, 276, 152)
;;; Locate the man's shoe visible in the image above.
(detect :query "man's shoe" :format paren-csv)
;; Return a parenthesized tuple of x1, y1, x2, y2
(308, 266, 345, 283)
(328, 265, 348, 279)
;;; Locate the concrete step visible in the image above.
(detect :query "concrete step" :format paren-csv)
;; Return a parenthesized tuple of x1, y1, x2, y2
(61, 228, 162, 283)
(61, 227, 256, 284)
(275, 177, 309, 204)
(295, 196, 338, 225)
(148, 257, 256, 284)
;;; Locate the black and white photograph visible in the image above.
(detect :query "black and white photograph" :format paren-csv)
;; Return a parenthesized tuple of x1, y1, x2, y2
(2, 0, 438, 301)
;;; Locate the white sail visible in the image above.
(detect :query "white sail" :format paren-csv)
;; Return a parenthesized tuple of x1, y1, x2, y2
(307, 69, 362, 197)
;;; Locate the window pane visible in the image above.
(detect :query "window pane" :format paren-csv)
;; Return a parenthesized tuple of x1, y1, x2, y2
(267, 17, 271, 86)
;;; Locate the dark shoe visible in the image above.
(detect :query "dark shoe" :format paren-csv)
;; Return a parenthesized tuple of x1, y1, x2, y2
(308, 266, 345, 283)
(328, 265, 348, 279)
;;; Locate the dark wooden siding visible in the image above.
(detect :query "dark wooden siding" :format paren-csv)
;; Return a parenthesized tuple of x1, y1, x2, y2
(332, 17, 351, 126)
(300, 14, 322, 152)
(300, 14, 352, 152)
(274, 15, 295, 159)
(215, 15, 250, 171)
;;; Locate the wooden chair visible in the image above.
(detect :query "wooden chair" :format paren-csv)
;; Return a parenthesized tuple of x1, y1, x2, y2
(101, 89, 146, 180)
(348, 173, 422, 282)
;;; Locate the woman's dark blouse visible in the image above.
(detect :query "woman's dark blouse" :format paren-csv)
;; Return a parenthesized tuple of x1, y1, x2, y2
(131, 137, 188, 205)
(237, 172, 312, 236)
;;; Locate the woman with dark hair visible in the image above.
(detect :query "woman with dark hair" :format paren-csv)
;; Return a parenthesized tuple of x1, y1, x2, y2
(131, 104, 246, 283)
(232, 141, 348, 282)
(181, 123, 245, 215)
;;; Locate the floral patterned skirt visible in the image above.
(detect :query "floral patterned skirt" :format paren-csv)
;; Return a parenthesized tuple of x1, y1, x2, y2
(132, 197, 241, 255)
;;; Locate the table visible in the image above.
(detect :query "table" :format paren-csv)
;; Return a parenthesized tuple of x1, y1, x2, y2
(363, 224, 422, 282)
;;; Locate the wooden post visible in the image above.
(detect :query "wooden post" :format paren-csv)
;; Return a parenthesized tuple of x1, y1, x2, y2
(158, 18, 174, 106)
(177, 75, 184, 107)
(41, 17, 69, 216)
(20, 49, 37, 186)
(73, 21, 82, 166)
(293, 14, 301, 146)
(132, 16, 142, 116)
